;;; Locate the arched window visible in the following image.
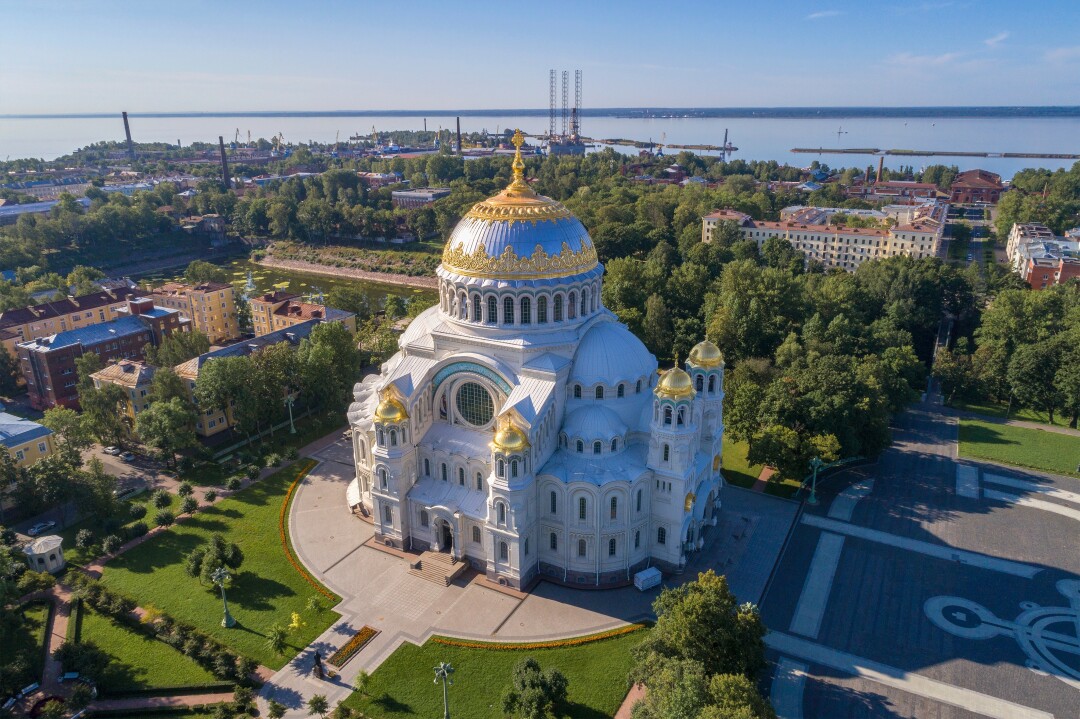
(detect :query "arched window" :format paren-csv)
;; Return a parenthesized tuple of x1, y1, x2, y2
(553, 294, 563, 321)
(595, 386, 604, 400)
(657, 527, 667, 544)
(503, 296, 514, 324)
(441, 463, 448, 481)
(664, 406, 673, 425)
(663, 444, 670, 462)
(610, 496, 618, 520)
(611, 438, 618, 452)
(636, 488, 642, 512)
(574, 385, 582, 398)
(578, 496, 587, 520)
(578, 539, 587, 557)
(420, 510, 429, 527)
(476, 473, 483, 491)
(634, 530, 640, 549)
(550, 491, 557, 514)
(497, 502, 506, 525)
(379, 468, 388, 490)
(617, 384, 625, 398)
(576, 440, 584, 454)
(550, 532, 558, 550)
(499, 541, 509, 561)
(524, 538, 529, 556)
(472, 294, 481, 321)
(696, 375, 704, 392)
(609, 538, 617, 556)
(497, 459, 504, 477)
(377, 428, 385, 445)
(389, 429, 397, 446)
(520, 297, 532, 324)
(593, 441, 602, 455)
(677, 408, 685, 426)
(472, 526, 481, 543)
(424, 458, 430, 476)
(636, 379, 642, 394)
(458, 467, 465, 485)
(581, 289, 589, 316)
(709, 375, 716, 393)
(359, 442, 366, 459)
(511, 459, 519, 477)
(487, 296, 497, 324)
(568, 291, 577, 319)
(537, 296, 548, 323)
(383, 504, 392, 524)
(459, 292, 467, 319)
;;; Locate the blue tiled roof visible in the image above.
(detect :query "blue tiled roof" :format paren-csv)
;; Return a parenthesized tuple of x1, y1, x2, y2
(21, 315, 151, 352)
(0, 411, 53, 449)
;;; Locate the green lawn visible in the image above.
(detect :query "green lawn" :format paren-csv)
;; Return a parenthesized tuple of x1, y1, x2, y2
(75, 606, 218, 692)
(954, 399, 1072, 428)
(100, 461, 340, 668)
(721, 437, 763, 489)
(0, 601, 50, 690)
(343, 632, 641, 719)
(58, 493, 180, 567)
(959, 419, 1080, 478)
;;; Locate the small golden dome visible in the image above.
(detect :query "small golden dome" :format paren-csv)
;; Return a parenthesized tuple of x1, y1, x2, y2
(688, 340, 724, 368)
(374, 395, 408, 423)
(655, 366, 696, 400)
(492, 422, 530, 453)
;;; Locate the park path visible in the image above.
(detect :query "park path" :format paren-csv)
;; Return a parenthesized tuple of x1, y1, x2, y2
(613, 684, 646, 718)
(751, 466, 776, 493)
(87, 691, 236, 712)
(950, 407, 1080, 437)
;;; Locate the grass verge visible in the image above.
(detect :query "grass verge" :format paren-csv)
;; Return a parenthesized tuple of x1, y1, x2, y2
(75, 606, 218, 692)
(959, 419, 1080, 478)
(721, 437, 763, 489)
(100, 461, 340, 668)
(954, 399, 1071, 428)
(342, 630, 642, 718)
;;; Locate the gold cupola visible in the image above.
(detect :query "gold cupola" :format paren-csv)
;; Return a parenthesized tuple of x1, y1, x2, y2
(688, 340, 724, 368)
(655, 358, 696, 400)
(491, 417, 530, 453)
(374, 390, 408, 423)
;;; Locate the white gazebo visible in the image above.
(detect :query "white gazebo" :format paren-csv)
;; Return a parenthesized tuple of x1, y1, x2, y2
(24, 535, 65, 573)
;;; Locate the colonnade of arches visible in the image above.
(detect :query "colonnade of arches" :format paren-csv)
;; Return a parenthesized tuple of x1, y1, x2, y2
(439, 279, 602, 327)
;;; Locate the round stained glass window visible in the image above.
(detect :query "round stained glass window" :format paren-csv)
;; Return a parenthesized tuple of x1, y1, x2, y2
(455, 382, 494, 427)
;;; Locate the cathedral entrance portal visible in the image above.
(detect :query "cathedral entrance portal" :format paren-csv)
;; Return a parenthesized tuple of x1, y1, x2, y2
(436, 520, 454, 553)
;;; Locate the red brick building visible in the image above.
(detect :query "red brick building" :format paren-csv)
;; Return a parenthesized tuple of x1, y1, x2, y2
(950, 169, 1005, 205)
(17, 299, 188, 410)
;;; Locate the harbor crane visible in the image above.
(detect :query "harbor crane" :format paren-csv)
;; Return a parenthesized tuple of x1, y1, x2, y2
(836, 126, 849, 142)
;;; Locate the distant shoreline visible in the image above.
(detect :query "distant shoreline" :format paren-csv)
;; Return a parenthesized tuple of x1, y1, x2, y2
(256, 256, 438, 291)
(5, 106, 1080, 120)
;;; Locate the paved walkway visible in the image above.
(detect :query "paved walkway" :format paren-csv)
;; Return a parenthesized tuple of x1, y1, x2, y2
(257, 439, 801, 717)
(87, 691, 235, 712)
(951, 407, 1080, 437)
(751, 466, 776, 492)
(613, 683, 646, 718)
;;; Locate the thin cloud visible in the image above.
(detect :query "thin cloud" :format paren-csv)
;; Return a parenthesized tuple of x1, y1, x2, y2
(1044, 46, 1080, 63)
(886, 51, 962, 68)
(984, 31, 1009, 47)
(806, 10, 842, 20)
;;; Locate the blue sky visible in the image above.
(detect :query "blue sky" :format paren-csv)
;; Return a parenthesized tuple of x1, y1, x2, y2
(4, 0, 1078, 113)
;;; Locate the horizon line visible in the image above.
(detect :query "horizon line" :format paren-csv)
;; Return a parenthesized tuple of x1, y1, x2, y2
(5, 105, 1080, 120)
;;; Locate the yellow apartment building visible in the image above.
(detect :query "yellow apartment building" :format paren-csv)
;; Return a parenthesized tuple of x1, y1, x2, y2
(146, 282, 240, 344)
(90, 359, 157, 420)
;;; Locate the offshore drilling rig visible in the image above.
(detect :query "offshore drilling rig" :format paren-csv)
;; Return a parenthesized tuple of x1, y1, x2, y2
(546, 69, 586, 156)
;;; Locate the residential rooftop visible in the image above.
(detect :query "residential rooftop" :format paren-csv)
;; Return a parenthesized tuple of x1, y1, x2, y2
(0, 411, 53, 449)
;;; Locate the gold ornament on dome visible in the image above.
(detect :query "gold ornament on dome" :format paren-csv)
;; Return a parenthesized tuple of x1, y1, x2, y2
(655, 357, 696, 400)
(442, 240, 599, 279)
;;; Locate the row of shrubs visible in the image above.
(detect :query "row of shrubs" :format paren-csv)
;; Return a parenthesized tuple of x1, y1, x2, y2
(74, 487, 220, 559)
(66, 573, 259, 685)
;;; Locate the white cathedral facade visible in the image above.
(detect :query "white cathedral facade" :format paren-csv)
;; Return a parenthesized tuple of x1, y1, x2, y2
(347, 133, 727, 589)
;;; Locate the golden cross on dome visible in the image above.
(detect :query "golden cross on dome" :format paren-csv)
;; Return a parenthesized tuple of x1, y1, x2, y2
(509, 128, 527, 190)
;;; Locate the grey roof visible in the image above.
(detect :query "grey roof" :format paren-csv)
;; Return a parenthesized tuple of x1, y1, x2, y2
(0, 197, 91, 219)
(18, 315, 154, 352)
(179, 318, 322, 373)
(0, 411, 53, 448)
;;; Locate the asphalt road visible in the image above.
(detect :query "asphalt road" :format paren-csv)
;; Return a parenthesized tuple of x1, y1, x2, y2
(761, 397, 1080, 718)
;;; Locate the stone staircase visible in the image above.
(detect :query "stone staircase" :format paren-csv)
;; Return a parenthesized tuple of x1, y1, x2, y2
(408, 551, 468, 587)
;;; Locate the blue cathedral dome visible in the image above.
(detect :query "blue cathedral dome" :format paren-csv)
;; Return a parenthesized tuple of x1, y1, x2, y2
(440, 131, 598, 281)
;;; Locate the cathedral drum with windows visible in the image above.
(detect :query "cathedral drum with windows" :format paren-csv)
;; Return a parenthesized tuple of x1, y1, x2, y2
(346, 131, 727, 588)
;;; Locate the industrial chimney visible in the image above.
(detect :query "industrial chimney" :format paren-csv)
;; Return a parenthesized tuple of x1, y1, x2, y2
(122, 111, 134, 158)
(877, 156, 885, 184)
(218, 136, 230, 188)
(456, 117, 462, 156)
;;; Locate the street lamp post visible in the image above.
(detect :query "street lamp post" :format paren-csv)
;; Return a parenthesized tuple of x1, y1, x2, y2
(284, 391, 297, 434)
(807, 457, 825, 506)
(211, 567, 235, 628)
(433, 662, 454, 719)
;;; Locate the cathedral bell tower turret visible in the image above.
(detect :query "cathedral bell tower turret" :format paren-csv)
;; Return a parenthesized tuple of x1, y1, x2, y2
(686, 340, 726, 477)
(371, 388, 415, 547)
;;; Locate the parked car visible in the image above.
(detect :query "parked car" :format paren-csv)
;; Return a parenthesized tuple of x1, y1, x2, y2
(27, 521, 56, 536)
(118, 451, 135, 462)
(103, 446, 121, 456)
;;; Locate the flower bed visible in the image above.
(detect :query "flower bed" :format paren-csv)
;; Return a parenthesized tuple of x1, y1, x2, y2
(328, 625, 379, 668)
(431, 622, 648, 651)
(277, 460, 338, 601)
